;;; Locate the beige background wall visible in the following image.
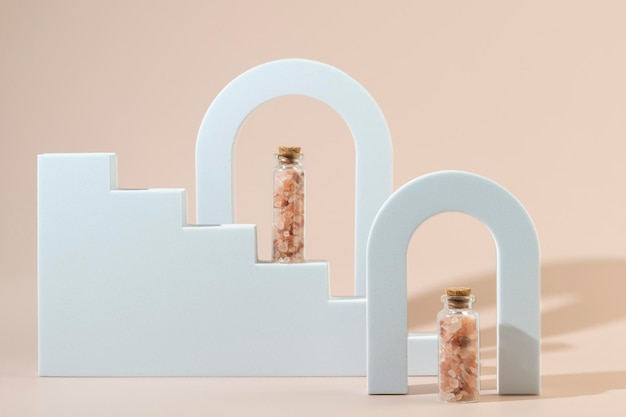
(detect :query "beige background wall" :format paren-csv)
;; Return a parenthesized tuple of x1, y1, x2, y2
(2, 1, 626, 415)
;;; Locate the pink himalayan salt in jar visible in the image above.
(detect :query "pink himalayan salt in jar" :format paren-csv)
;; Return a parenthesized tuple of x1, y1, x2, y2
(272, 146, 305, 263)
(438, 287, 480, 403)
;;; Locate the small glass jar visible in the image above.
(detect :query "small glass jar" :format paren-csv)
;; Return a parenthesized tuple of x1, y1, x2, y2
(438, 287, 480, 403)
(272, 146, 305, 263)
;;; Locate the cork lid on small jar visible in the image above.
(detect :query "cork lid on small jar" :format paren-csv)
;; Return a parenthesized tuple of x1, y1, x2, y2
(278, 146, 301, 159)
(445, 287, 471, 297)
(445, 287, 473, 309)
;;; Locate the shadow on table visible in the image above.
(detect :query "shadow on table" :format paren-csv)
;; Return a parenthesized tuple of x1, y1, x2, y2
(407, 258, 626, 399)
(409, 370, 626, 400)
(481, 370, 626, 401)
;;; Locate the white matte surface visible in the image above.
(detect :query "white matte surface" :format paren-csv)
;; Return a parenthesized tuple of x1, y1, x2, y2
(196, 58, 392, 296)
(38, 154, 369, 375)
(366, 171, 540, 394)
(37, 154, 436, 376)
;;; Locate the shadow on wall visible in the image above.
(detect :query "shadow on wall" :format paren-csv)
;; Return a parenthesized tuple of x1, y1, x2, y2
(408, 258, 626, 347)
(407, 258, 626, 398)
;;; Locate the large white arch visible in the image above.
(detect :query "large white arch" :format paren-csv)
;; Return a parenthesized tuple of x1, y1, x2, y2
(366, 171, 541, 395)
(196, 59, 393, 296)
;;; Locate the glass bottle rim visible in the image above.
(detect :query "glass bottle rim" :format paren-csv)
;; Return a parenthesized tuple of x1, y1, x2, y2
(275, 153, 304, 163)
(441, 294, 475, 301)
(441, 294, 475, 309)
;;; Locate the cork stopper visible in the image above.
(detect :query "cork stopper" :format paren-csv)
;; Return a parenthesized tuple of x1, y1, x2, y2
(278, 146, 301, 160)
(446, 287, 471, 297)
(444, 287, 473, 309)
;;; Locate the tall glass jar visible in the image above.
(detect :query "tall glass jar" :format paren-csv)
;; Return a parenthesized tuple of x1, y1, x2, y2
(438, 287, 480, 403)
(272, 146, 305, 263)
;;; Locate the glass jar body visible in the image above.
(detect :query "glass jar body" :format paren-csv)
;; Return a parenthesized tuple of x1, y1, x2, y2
(438, 295, 480, 402)
(272, 155, 305, 263)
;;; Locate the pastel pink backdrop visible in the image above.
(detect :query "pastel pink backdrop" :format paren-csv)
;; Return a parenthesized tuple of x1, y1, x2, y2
(1, 1, 626, 415)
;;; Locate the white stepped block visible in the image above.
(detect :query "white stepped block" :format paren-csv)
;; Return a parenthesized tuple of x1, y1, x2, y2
(37, 153, 437, 376)
(38, 153, 374, 376)
(407, 333, 438, 376)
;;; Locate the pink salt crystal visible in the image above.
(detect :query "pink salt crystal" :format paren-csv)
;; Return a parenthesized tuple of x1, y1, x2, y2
(448, 317, 462, 333)
(277, 241, 288, 253)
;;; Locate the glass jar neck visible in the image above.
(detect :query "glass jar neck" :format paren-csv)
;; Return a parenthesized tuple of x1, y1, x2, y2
(275, 153, 303, 166)
(441, 294, 475, 310)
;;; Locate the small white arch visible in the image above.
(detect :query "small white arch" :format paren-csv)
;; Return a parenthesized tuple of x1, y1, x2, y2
(366, 171, 540, 395)
(195, 59, 392, 296)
